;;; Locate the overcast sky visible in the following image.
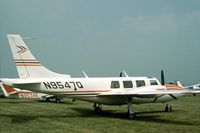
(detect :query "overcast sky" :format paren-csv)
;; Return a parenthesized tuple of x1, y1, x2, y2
(0, 0, 200, 85)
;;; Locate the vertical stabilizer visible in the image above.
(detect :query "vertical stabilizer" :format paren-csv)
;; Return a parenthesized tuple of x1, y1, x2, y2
(7, 34, 71, 78)
(176, 80, 184, 88)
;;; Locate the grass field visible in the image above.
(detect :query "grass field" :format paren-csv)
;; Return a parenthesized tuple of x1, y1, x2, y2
(0, 95, 199, 133)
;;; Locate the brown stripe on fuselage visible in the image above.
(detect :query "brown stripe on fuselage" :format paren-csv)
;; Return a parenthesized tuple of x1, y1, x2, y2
(14, 59, 38, 61)
(156, 88, 165, 90)
(54, 90, 111, 94)
(16, 64, 42, 66)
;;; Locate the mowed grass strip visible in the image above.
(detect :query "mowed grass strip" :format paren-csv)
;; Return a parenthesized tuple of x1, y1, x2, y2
(0, 95, 199, 133)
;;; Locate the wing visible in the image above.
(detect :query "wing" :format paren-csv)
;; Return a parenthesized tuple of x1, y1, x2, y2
(98, 85, 187, 98)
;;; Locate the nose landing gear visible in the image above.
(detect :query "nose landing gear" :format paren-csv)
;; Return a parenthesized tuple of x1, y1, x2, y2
(165, 104, 172, 112)
(93, 103, 102, 113)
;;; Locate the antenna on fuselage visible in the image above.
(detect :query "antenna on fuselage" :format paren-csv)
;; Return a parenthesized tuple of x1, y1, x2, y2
(82, 70, 88, 78)
(119, 70, 129, 77)
(123, 70, 129, 77)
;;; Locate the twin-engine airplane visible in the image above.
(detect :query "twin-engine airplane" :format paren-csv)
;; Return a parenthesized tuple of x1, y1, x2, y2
(2, 34, 195, 118)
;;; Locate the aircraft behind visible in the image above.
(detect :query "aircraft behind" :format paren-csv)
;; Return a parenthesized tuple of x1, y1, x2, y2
(186, 83, 200, 95)
(0, 80, 54, 100)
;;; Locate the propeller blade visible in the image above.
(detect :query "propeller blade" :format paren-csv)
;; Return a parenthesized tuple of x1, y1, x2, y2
(153, 97, 158, 103)
(169, 94, 178, 100)
(153, 94, 164, 103)
(119, 72, 123, 77)
(161, 70, 165, 85)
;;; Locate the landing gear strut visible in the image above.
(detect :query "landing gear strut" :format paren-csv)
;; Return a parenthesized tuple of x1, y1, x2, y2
(128, 102, 136, 119)
(127, 97, 136, 119)
(165, 104, 172, 112)
(93, 103, 102, 113)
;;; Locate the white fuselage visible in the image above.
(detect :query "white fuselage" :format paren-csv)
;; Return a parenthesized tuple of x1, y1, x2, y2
(5, 77, 184, 105)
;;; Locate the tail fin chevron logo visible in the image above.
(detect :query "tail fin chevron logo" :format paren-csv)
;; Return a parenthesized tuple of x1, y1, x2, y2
(17, 46, 27, 53)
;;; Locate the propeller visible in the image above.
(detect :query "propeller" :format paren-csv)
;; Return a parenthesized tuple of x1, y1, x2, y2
(169, 94, 178, 100)
(152, 70, 178, 103)
(153, 94, 177, 103)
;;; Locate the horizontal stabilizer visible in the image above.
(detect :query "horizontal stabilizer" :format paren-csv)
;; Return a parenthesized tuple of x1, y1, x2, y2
(1, 78, 41, 91)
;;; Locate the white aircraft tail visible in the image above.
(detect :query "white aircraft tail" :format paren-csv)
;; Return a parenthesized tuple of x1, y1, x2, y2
(176, 80, 184, 88)
(7, 34, 71, 78)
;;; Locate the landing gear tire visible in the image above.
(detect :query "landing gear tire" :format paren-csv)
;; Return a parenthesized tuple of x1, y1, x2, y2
(128, 110, 136, 119)
(55, 98, 61, 103)
(45, 98, 50, 102)
(93, 103, 102, 114)
(165, 104, 172, 112)
(94, 107, 102, 113)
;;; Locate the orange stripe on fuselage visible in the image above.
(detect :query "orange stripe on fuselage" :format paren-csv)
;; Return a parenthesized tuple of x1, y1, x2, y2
(55, 90, 111, 94)
(156, 88, 165, 90)
(16, 64, 42, 66)
(14, 59, 38, 61)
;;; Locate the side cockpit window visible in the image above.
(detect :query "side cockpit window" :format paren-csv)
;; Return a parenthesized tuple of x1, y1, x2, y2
(150, 80, 158, 85)
(111, 81, 120, 89)
(136, 80, 145, 87)
(123, 81, 133, 88)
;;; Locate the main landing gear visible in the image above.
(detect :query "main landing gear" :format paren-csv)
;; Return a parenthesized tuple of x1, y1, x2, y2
(55, 98, 61, 103)
(128, 102, 136, 119)
(127, 97, 136, 119)
(165, 104, 173, 112)
(93, 103, 102, 113)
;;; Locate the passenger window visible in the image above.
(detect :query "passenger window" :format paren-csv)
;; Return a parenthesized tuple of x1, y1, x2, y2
(111, 81, 120, 89)
(136, 80, 145, 87)
(123, 81, 133, 88)
(150, 80, 158, 85)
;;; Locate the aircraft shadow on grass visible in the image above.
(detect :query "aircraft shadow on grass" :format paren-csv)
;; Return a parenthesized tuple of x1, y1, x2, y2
(0, 100, 74, 105)
(0, 113, 74, 124)
(0, 107, 194, 126)
(70, 107, 194, 126)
